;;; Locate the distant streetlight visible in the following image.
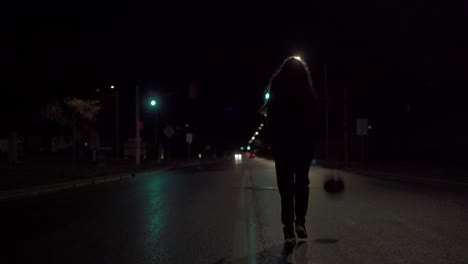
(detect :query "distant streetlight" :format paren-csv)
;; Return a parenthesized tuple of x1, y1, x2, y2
(251, 136, 255, 140)
(255, 131, 259, 135)
(294, 56, 302, 61)
(260, 123, 264, 127)
(96, 85, 119, 159)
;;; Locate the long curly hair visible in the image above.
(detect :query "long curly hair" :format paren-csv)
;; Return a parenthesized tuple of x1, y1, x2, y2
(259, 56, 317, 116)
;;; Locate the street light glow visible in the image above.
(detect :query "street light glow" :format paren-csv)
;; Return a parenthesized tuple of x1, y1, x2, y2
(255, 131, 259, 135)
(294, 56, 302, 61)
(251, 136, 255, 140)
(265, 92, 270, 100)
(110, 85, 115, 89)
(150, 100, 156, 106)
(260, 123, 264, 127)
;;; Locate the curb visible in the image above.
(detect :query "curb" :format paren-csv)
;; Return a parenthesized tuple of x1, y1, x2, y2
(0, 160, 206, 202)
(344, 168, 468, 188)
(250, 157, 468, 188)
(0, 174, 129, 202)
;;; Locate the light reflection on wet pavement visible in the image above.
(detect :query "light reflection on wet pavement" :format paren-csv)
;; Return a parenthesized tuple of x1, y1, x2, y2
(1, 158, 468, 263)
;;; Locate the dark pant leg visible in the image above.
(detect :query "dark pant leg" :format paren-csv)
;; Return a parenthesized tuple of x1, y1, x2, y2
(274, 155, 295, 228)
(294, 156, 312, 225)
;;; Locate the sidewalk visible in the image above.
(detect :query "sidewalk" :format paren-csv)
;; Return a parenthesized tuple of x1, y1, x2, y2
(0, 159, 204, 202)
(316, 160, 468, 188)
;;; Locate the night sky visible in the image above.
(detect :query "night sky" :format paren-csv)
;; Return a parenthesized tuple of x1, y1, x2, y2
(3, 1, 468, 159)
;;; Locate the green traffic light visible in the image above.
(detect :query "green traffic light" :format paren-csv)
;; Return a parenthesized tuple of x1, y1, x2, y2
(240, 147, 244, 151)
(150, 100, 157, 106)
(247, 146, 251, 151)
(264, 92, 270, 100)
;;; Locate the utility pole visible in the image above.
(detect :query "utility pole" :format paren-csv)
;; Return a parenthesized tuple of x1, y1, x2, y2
(360, 135, 365, 161)
(324, 64, 329, 161)
(188, 142, 191, 160)
(135, 85, 140, 166)
(155, 115, 159, 162)
(168, 138, 172, 161)
(116, 91, 120, 160)
(344, 86, 348, 164)
(356, 118, 368, 162)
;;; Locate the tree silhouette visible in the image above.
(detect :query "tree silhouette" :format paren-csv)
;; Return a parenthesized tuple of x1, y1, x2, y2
(44, 99, 100, 162)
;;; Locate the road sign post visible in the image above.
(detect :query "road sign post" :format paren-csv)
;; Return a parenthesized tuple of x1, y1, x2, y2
(186, 133, 193, 160)
(164, 126, 175, 161)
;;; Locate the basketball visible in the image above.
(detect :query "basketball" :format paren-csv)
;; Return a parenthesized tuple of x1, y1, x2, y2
(323, 177, 345, 194)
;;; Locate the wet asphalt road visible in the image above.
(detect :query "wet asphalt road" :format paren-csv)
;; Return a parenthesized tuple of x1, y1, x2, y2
(1, 158, 467, 264)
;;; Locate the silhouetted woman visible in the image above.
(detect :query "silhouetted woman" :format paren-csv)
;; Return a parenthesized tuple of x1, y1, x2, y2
(261, 57, 319, 241)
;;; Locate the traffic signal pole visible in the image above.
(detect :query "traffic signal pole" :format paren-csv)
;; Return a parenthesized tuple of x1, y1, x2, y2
(136, 85, 140, 166)
(325, 64, 329, 161)
(344, 86, 348, 164)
